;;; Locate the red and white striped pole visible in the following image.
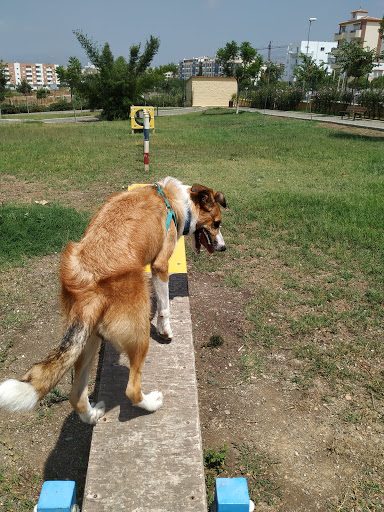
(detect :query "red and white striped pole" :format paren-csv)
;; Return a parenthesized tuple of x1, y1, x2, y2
(143, 109, 149, 171)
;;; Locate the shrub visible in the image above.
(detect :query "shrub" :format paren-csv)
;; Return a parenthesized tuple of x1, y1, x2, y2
(28, 104, 50, 113)
(311, 86, 353, 115)
(357, 89, 384, 119)
(249, 84, 304, 111)
(0, 104, 21, 114)
(49, 99, 73, 111)
(150, 93, 184, 107)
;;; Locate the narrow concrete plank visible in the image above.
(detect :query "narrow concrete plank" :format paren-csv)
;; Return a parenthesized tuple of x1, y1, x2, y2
(82, 274, 207, 512)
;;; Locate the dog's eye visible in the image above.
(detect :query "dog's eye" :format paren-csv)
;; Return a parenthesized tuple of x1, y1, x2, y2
(213, 221, 221, 229)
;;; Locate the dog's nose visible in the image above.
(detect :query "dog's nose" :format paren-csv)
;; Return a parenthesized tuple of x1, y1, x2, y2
(219, 245, 226, 252)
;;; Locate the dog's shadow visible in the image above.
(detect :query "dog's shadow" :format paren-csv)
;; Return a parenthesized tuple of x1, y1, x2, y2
(43, 274, 189, 494)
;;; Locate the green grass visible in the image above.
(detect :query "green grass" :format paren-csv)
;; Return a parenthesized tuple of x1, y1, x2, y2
(0, 204, 90, 268)
(235, 443, 281, 506)
(1, 109, 384, 509)
(2, 111, 98, 120)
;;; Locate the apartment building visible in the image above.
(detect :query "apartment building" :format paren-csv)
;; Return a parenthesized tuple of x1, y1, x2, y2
(178, 56, 223, 80)
(284, 41, 336, 81)
(333, 8, 383, 78)
(4, 62, 60, 89)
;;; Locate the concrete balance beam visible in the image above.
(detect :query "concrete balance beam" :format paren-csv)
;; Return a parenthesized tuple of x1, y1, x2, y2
(82, 271, 207, 512)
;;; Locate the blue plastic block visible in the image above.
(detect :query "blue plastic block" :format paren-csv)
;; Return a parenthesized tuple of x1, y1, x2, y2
(37, 481, 76, 512)
(215, 478, 250, 512)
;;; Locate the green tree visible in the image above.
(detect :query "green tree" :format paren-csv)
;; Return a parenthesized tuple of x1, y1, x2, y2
(17, 79, 32, 113)
(36, 87, 50, 101)
(335, 40, 376, 80)
(217, 40, 263, 113)
(56, 56, 83, 119)
(258, 61, 284, 86)
(293, 54, 329, 91)
(371, 75, 384, 89)
(73, 30, 160, 120)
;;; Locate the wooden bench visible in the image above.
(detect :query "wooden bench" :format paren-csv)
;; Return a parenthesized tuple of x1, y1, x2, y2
(340, 105, 367, 120)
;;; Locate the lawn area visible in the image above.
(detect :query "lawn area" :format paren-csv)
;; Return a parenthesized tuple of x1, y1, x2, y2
(0, 110, 383, 511)
(1, 111, 98, 120)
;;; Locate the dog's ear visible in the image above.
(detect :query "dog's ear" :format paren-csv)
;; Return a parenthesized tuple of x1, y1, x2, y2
(214, 191, 227, 209)
(191, 183, 214, 210)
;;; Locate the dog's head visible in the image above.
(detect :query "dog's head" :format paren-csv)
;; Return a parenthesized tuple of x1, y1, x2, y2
(189, 183, 227, 254)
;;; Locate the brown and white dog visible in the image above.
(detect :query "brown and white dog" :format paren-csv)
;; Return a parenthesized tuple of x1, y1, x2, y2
(0, 177, 226, 424)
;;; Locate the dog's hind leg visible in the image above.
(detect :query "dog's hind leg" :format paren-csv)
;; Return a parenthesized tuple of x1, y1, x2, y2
(125, 334, 163, 412)
(69, 332, 105, 424)
(99, 271, 163, 413)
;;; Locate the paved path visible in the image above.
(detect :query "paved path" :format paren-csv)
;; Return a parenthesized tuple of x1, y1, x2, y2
(1, 106, 383, 132)
(82, 274, 207, 512)
(238, 107, 384, 132)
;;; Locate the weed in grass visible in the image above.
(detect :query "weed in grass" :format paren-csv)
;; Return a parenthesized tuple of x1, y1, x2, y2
(204, 445, 228, 473)
(203, 445, 228, 506)
(0, 340, 14, 367)
(42, 387, 69, 407)
(206, 334, 224, 348)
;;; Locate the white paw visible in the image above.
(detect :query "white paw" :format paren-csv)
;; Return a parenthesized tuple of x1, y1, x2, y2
(79, 400, 105, 425)
(135, 391, 163, 412)
(157, 316, 173, 341)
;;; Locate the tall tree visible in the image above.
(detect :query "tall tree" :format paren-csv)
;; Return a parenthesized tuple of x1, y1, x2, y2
(73, 30, 160, 120)
(217, 41, 263, 113)
(293, 54, 329, 91)
(56, 57, 83, 120)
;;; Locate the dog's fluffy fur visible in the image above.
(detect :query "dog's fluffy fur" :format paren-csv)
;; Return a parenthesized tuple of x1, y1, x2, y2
(0, 177, 226, 424)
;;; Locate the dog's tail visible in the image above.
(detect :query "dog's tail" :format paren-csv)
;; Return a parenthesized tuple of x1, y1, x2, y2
(0, 301, 102, 412)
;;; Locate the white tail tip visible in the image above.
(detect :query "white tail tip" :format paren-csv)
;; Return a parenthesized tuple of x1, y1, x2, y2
(0, 379, 38, 412)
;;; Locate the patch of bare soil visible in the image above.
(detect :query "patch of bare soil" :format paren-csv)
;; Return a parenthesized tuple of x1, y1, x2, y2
(0, 174, 122, 211)
(0, 255, 100, 508)
(317, 122, 384, 137)
(188, 270, 384, 511)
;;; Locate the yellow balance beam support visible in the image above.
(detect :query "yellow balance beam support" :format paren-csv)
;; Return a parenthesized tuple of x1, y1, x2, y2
(128, 184, 187, 274)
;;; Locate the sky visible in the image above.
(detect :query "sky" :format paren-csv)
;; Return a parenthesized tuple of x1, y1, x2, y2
(1, 1, 383, 67)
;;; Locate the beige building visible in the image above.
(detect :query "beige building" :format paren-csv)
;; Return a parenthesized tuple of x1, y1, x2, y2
(333, 9, 384, 77)
(186, 76, 237, 107)
(4, 62, 60, 89)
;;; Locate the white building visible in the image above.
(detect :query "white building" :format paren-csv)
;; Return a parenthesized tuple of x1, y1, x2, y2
(284, 41, 336, 82)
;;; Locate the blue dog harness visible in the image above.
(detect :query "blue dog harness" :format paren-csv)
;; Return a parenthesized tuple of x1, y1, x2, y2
(153, 183, 191, 235)
(153, 183, 178, 232)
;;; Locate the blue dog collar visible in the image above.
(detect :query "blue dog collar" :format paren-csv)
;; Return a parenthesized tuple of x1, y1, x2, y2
(153, 183, 177, 232)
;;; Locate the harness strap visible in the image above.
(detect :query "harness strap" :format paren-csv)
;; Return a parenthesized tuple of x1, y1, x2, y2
(183, 207, 191, 236)
(153, 183, 178, 232)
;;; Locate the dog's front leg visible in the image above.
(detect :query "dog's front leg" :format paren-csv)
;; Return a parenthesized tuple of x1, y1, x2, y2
(151, 229, 177, 341)
(152, 272, 173, 341)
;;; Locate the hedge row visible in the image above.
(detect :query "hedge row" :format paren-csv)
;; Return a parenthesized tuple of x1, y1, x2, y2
(0, 99, 87, 114)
